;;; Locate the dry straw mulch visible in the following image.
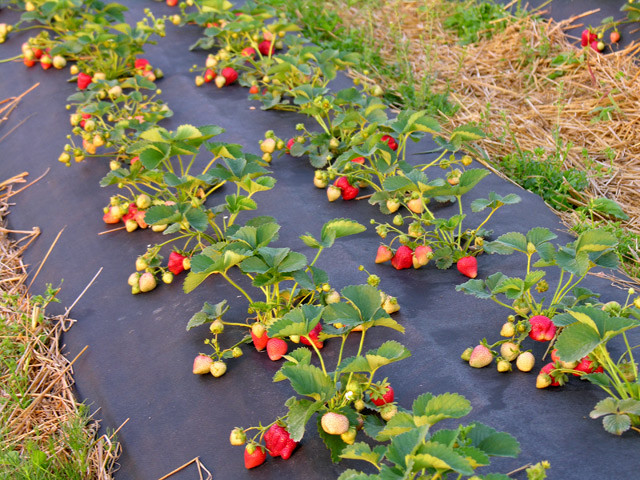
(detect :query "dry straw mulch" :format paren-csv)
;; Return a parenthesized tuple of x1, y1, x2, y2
(340, 0, 640, 266)
(1, 89, 121, 478)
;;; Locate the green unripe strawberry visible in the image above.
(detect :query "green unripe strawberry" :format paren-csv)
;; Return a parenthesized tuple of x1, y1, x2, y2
(380, 404, 397, 421)
(162, 272, 174, 284)
(230, 428, 246, 445)
(340, 427, 357, 445)
(209, 319, 224, 334)
(210, 360, 227, 377)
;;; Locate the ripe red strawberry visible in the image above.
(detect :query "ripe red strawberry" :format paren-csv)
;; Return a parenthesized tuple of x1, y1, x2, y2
(241, 47, 256, 57)
(610, 31, 620, 43)
(412, 245, 433, 269)
(166, 0, 179, 6)
(351, 156, 365, 164)
(23, 58, 36, 68)
(286, 138, 295, 154)
(221, 67, 238, 85)
(581, 29, 590, 47)
(134, 58, 150, 71)
(341, 183, 359, 200)
(457, 256, 477, 278)
(204, 68, 215, 82)
(528, 315, 556, 342)
(249, 85, 259, 95)
(77, 72, 92, 90)
(370, 385, 394, 406)
(264, 424, 297, 459)
(468, 344, 492, 368)
(244, 444, 267, 469)
(375, 245, 393, 264)
(32, 47, 43, 59)
(381, 134, 398, 151)
(572, 355, 604, 376)
(301, 323, 323, 349)
(258, 40, 273, 56)
(333, 177, 359, 200)
(391, 245, 413, 270)
(266, 338, 288, 361)
(334, 176, 350, 189)
(168, 251, 187, 275)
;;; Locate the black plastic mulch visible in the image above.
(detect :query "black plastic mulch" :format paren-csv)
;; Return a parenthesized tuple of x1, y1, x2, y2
(0, 1, 639, 479)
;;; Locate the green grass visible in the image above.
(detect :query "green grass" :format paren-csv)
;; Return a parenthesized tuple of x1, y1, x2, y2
(0, 288, 118, 480)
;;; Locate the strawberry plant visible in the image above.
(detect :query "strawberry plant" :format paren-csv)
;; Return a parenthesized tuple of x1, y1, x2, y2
(99, 123, 277, 292)
(456, 227, 619, 373)
(225, 284, 543, 475)
(546, 295, 640, 435)
(185, 218, 372, 373)
(371, 167, 521, 273)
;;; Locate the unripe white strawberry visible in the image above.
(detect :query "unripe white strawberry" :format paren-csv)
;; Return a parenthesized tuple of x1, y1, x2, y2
(386, 199, 400, 213)
(313, 176, 328, 188)
(52, 55, 66, 69)
(138, 272, 157, 292)
(500, 322, 516, 337)
(193, 355, 213, 374)
(497, 359, 511, 373)
(326, 185, 341, 202)
(210, 360, 227, 377)
(468, 345, 493, 368)
(128, 272, 140, 286)
(500, 342, 519, 362)
(406, 198, 423, 214)
(125, 219, 138, 232)
(382, 296, 400, 314)
(136, 194, 152, 210)
(260, 138, 276, 154)
(135, 257, 148, 271)
(380, 404, 397, 421)
(516, 351, 535, 372)
(320, 412, 349, 435)
(215, 75, 226, 88)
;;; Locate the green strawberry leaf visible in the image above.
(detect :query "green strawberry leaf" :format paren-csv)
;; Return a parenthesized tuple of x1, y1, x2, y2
(386, 427, 428, 469)
(144, 205, 181, 226)
(375, 412, 416, 441)
(362, 414, 386, 440)
(575, 229, 618, 253)
(340, 443, 386, 467)
(526, 227, 557, 247)
(455, 446, 490, 467)
(554, 323, 601, 363)
(280, 363, 336, 402)
(336, 469, 376, 480)
(412, 441, 475, 476)
(422, 393, 472, 426)
(484, 231, 527, 254)
(267, 305, 323, 338)
(601, 413, 631, 435)
(320, 218, 366, 248)
(182, 271, 210, 294)
(285, 397, 322, 442)
(365, 341, 412, 371)
(456, 279, 491, 299)
(412, 393, 434, 418)
(382, 175, 416, 193)
(186, 300, 229, 330)
(139, 144, 169, 169)
(185, 207, 209, 232)
(467, 423, 520, 457)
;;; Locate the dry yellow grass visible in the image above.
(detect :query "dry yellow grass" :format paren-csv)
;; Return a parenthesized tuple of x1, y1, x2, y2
(338, 0, 640, 277)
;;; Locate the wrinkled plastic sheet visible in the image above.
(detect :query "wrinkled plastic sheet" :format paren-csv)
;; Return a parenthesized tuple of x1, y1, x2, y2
(1, 1, 638, 479)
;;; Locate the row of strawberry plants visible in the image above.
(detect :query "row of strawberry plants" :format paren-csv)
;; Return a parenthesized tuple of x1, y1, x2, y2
(178, 0, 640, 439)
